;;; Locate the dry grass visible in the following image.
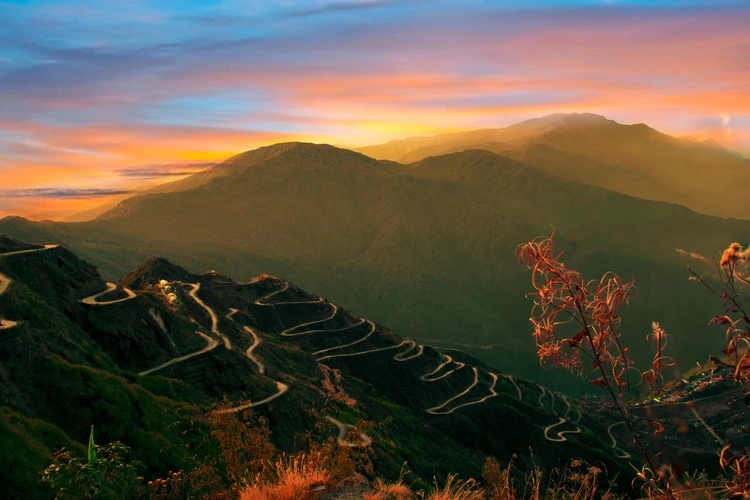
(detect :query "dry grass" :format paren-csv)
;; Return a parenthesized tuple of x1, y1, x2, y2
(483, 456, 516, 499)
(363, 466, 414, 500)
(362, 478, 413, 499)
(208, 404, 276, 482)
(426, 473, 484, 500)
(481, 456, 626, 500)
(239, 453, 330, 500)
(544, 460, 617, 500)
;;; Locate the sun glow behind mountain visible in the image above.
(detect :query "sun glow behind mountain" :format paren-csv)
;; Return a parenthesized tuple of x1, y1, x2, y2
(1, 0, 749, 219)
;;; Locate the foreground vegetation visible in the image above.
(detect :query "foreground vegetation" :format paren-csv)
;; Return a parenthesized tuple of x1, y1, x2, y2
(36, 234, 750, 498)
(41, 411, 625, 499)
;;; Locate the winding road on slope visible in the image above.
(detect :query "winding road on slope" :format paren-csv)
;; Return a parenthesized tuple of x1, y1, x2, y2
(80, 280, 227, 376)
(186, 283, 232, 350)
(0, 273, 18, 330)
(426, 367, 481, 415)
(140, 283, 288, 412)
(280, 304, 339, 336)
(420, 354, 465, 382)
(312, 320, 376, 359)
(138, 332, 219, 376)
(325, 416, 373, 447)
(150, 275, 594, 440)
(243, 326, 265, 374)
(0, 247, 289, 413)
(0, 244, 59, 258)
(542, 389, 583, 443)
(215, 380, 289, 414)
(0, 244, 60, 329)
(80, 282, 137, 305)
(283, 316, 365, 338)
(254, 282, 323, 306)
(606, 422, 632, 458)
(138, 281, 232, 375)
(162, 277, 593, 437)
(212, 324, 290, 413)
(317, 337, 411, 362)
(427, 370, 501, 416)
(240, 277, 588, 436)
(256, 284, 404, 363)
(258, 283, 525, 419)
(393, 340, 424, 361)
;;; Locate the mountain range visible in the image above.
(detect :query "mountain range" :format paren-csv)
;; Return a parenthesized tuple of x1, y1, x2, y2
(1, 114, 748, 391)
(2, 113, 750, 496)
(357, 113, 750, 220)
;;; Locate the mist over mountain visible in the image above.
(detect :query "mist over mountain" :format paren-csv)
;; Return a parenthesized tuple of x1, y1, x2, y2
(357, 113, 750, 219)
(1, 132, 748, 392)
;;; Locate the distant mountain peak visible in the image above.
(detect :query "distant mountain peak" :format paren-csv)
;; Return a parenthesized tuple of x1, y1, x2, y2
(510, 112, 613, 132)
(97, 142, 389, 219)
(530, 112, 610, 124)
(188, 141, 387, 181)
(0, 215, 29, 222)
(224, 141, 374, 166)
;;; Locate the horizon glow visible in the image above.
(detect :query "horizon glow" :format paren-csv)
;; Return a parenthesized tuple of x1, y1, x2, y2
(1, 0, 749, 219)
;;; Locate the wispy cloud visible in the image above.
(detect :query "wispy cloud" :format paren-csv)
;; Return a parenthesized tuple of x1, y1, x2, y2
(115, 162, 216, 179)
(0, 188, 131, 199)
(285, 0, 423, 17)
(0, 0, 749, 219)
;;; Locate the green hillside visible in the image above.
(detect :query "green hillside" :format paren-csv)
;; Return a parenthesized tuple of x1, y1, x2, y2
(0, 239, 632, 497)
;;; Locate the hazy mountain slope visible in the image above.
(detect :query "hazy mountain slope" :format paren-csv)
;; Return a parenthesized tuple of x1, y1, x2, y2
(357, 113, 750, 219)
(0, 144, 746, 394)
(62, 195, 131, 222)
(353, 112, 600, 163)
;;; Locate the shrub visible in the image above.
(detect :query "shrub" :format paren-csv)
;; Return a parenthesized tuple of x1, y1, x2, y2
(425, 473, 484, 500)
(238, 452, 330, 500)
(516, 231, 656, 470)
(41, 440, 143, 499)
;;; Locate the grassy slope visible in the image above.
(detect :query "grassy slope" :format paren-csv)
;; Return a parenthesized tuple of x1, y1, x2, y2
(0, 279, 203, 498)
(5, 244, 586, 496)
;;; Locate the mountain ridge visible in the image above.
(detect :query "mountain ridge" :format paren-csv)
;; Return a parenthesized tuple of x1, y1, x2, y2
(1, 144, 747, 395)
(356, 112, 750, 219)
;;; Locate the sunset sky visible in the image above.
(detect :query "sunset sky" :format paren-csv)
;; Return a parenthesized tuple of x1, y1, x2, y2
(1, 0, 749, 220)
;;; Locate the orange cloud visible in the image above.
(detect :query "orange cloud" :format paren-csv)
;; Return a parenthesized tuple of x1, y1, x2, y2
(2, 4, 749, 219)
